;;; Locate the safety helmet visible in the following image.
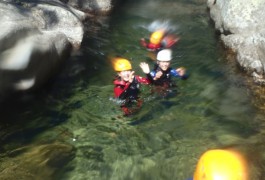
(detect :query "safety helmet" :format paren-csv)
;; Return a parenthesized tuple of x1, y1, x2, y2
(150, 30, 165, 45)
(113, 58, 132, 72)
(157, 49, 172, 61)
(193, 149, 248, 180)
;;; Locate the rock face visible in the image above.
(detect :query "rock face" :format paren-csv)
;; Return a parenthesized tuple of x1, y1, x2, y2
(207, 0, 265, 84)
(0, 1, 85, 101)
(0, 0, 116, 101)
(62, 0, 116, 14)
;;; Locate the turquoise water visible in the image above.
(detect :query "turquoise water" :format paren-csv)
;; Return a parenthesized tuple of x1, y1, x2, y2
(0, 0, 263, 179)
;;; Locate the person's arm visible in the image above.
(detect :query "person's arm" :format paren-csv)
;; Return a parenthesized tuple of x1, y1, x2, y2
(146, 73, 154, 83)
(146, 70, 162, 83)
(161, 34, 180, 48)
(135, 75, 151, 84)
(171, 67, 188, 80)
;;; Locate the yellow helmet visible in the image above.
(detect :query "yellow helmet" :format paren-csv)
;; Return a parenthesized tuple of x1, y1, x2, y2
(193, 149, 248, 180)
(112, 58, 132, 72)
(150, 30, 165, 45)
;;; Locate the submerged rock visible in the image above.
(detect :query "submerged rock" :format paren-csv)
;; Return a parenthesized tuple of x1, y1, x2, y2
(0, 143, 76, 179)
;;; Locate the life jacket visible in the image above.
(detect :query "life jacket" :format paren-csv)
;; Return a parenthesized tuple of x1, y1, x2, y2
(113, 75, 150, 101)
(146, 43, 162, 51)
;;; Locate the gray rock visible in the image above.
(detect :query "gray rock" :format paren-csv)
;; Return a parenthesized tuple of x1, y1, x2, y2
(0, 1, 85, 100)
(0, 0, 119, 100)
(62, 0, 115, 15)
(207, 0, 265, 83)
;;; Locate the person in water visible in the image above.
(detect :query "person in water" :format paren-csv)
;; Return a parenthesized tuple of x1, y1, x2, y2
(148, 49, 188, 97)
(112, 57, 151, 116)
(140, 29, 180, 52)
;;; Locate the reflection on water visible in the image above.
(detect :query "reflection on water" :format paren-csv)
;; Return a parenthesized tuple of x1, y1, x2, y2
(0, 0, 265, 179)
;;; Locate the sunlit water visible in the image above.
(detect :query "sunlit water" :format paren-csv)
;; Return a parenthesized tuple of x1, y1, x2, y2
(0, 0, 264, 179)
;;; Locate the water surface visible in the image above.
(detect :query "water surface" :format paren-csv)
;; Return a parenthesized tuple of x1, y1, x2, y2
(0, 0, 263, 179)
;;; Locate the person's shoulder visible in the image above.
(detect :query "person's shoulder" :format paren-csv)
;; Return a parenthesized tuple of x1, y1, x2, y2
(114, 79, 126, 85)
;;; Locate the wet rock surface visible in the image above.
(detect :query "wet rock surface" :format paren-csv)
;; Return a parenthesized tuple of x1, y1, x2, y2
(0, 0, 85, 101)
(207, 0, 265, 84)
(0, 0, 118, 101)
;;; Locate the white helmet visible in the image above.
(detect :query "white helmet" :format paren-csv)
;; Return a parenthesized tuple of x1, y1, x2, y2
(156, 49, 172, 61)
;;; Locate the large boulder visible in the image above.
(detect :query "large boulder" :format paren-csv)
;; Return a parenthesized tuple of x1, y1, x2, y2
(0, 0, 120, 101)
(207, 0, 265, 83)
(0, 30, 72, 98)
(0, 1, 86, 100)
(61, 0, 117, 15)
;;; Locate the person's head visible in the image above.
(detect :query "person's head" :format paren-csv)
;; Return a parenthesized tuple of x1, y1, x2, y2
(150, 30, 165, 45)
(193, 149, 248, 180)
(113, 58, 133, 81)
(156, 49, 172, 71)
